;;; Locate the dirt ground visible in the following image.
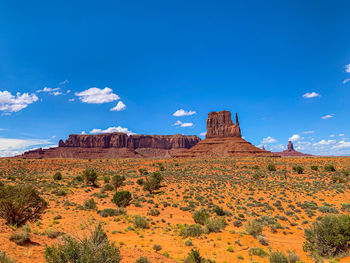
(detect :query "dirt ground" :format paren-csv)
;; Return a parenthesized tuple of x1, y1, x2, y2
(0, 157, 350, 263)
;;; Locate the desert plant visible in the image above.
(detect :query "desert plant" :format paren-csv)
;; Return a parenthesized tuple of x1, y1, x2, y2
(133, 215, 149, 229)
(324, 165, 336, 172)
(0, 251, 16, 263)
(143, 172, 163, 194)
(180, 224, 203, 238)
(135, 256, 150, 263)
(245, 219, 263, 238)
(269, 251, 288, 263)
(83, 198, 97, 210)
(53, 172, 62, 181)
(303, 214, 350, 257)
(267, 164, 276, 171)
(311, 165, 318, 171)
(293, 166, 304, 174)
(205, 217, 226, 233)
(44, 223, 121, 263)
(184, 249, 214, 263)
(248, 247, 268, 257)
(192, 209, 209, 225)
(136, 178, 144, 186)
(98, 208, 126, 217)
(9, 228, 30, 245)
(82, 169, 98, 187)
(112, 191, 132, 208)
(0, 184, 47, 226)
(152, 244, 162, 252)
(112, 175, 125, 191)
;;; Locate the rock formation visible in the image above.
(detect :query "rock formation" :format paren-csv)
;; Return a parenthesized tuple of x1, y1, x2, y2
(274, 141, 312, 157)
(176, 111, 277, 157)
(19, 133, 201, 159)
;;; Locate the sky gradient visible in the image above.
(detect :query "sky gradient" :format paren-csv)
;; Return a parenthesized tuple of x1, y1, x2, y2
(1, 0, 350, 156)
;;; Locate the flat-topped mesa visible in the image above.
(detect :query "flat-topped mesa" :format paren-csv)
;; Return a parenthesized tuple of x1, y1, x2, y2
(58, 133, 200, 150)
(206, 111, 241, 138)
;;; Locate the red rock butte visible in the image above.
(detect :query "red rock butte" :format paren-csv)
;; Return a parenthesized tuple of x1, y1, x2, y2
(274, 141, 312, 157)
(176, 110, 277, 157)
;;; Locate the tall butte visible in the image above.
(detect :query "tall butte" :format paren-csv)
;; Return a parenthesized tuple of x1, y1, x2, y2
(176, 110, 276, 157)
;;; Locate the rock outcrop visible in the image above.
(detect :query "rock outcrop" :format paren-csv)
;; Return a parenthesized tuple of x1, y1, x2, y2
(176, 111, 277, 157)
(274, 141, 312, 157)
(19, 133, 201, 159)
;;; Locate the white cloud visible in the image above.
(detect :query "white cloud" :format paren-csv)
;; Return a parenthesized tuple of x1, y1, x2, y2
(75, 87, 120, 104)
(0, 91, 38, 113)
(333, 141, 350, 149)
(302, 92, 321, 99)
(303, 131, 315, 134)
(339, 134, 345, 137)
(330, 134, 335, 138)
(68, 98, 75, 102)
(313, 139, 336, 146)
(173, 120, 194, 127)
(0, 137, 52, 157)
(59, 79, 69, 85)
(110, 101, 126, 111)
(199, 131, 207, 137)
(343, 79, 350, 84)
(261, 136, 277, 144)
(81, 131, 86, 134)
(89, 126, 135, 135)
(36, 87, 60, 93)
(322, 114, 334, 119)
(345, 64, 350, 73)
(289, 134, 301, 142)
(173, 109, 196, 117)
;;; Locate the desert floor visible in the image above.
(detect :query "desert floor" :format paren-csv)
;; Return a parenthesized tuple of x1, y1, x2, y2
(0, 157, 350, 263)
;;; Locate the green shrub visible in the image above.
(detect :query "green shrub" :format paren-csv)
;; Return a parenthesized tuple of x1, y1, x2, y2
(136, 178, 144, 186)
(293, 166, 304, 174)
(267, 164, 276, 171)
(45, 228, 60, 239)
(143, 172, 163, 194)
(147, 209, 160, 216)
(98, 208, 126, 217)
(269, 251, 288, 263)
(9, 228, 30, 245)
(0, 251, 16, 263)
(185, 239, 193, 246)
(53, 172, 62, 181)
(112, 191, 132, 208)
(214, 206, 225, 216)
(286, 250, 301, 263)
(311, 165, 318, 171)
(303, 214, 350, 257)
(152, 244, 162, 252)
(112, 175, 125, 191)
(248, 247, 268, 257)
(0, 184, 47, 226)
(245, 219, 263, 238)
(133, 215, 149, 229)
(101, 184, 114, 192)
(205, 217, 226, 233)
(193, 209, 209, 225)
(324, 165, 336, 172)
(233, 220, 243, 227)
(82, 169, 98, 186)
(83, 198, 97, 210)
(135, 256, 150, 263)
(180, 224, 203, 238)
(44, 223, 121, 263)
(184, 249, 214, 263)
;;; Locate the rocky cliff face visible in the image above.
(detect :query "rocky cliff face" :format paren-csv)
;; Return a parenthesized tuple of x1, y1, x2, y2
(274, 141, 312, 157)
(206, 111, 241, 138)
(59, 133, 200, 149)
(19, 133, 201, 159)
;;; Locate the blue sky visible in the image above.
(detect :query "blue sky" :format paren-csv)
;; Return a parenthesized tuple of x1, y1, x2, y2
(1, 0, 350, 156)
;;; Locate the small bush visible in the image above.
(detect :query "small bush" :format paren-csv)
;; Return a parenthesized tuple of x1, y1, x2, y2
(245, 219, 263, 238)
(136, 178, 144, 186)
(9, 229, 30, 245)
(82, 169, 98, 186)
(133, 215, 149, 229)
(180, 224, 203, 238)
(214, 206, 225, 216)
(147, 209, 160, 216)
(112, 191, 132, 208)
(293, 166, 304, 174)
(193, 209, 209, 225)
(143, 172, 163, 194)
(0, 251, 16, 263)
(248, 247, 268, 257)
(44, 223, 121, 263)
(269, 251, 288, 263)
(152, 244, 162, 252)
(233, 220, 243, 227)
(205, 217, 226, 233)
(267, 164, 276, 171)
(311, 165, 318, 171)
(45, 228, 60, 239)
(185, 239, 193, 246)
(0, 184, 47, 226)
(303, 214, 350, 257)
(83, 198, 97, 210)
(324, 165, 336, 172)
(112, 175, 125, 191)
(286, 250, 301, 263)
(53, 172, 62, 181)
(98, 208, 126, 217)
(135, 256, 150, 263)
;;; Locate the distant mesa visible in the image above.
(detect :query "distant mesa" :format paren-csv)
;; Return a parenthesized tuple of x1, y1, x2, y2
(274, 141, 312, 157)
(19, 133, 201, 159)
(175, 110, 277, 157)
